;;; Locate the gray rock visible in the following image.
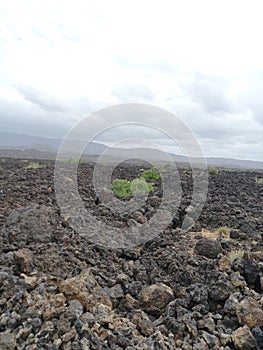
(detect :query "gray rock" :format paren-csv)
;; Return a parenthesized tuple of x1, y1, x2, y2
(232, 325, 257, 350)
(201, 331, 220, 348)
(252, 327, 263, 349)
(194, 239, 223, 259)
(0, 331, 16, 350)
(139, 283, 174, 316)
(1, 205, 55, 247)
(236, 297, 263, 328)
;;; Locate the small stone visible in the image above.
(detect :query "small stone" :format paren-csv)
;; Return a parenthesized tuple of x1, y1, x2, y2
(85, 289, 112, 314)
(198, 317, 215, 332)
(219, 333, 232, 346)
(57, 316, 71, 335)
(15, 326, 32, 340)
(230, 272, 246, 289)
(132, 310, 154, 336)
(14, 249, 34, 274)
(209, 279, 234, 302)
(20, 273, 37, 288)
(108, 284, 124, 300)
(193, 339, 208, 350)
(195, 239, 223, 259)
(224, 293, 242, 315)
(62, 328, 76, 342)
(122, 293, 137, 311)
(243, 260, 261, 291)
(132, 211, 147, 224)
(232, 325, 257, 350)
(201, 331, 220, 348)
(237, 297, 263, 328)
(139, 283, 174, 316)
(0, 331, 17, 349)
(54, 339, 62, 347)
(252, 327, 263, 349)
(64, 299, 83, 321)
(74, 318, 83, 332)
(217, 255, 231, 272)
(59, 270, 98, 308)
(230, 230, 240, 239)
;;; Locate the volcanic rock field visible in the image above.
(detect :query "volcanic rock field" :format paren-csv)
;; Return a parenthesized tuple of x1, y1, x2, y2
(0, 157, 263, 349)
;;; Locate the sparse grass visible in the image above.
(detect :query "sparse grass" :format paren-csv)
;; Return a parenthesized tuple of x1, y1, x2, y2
(255, 177, 263, 185)
(199, 227, 231, 239)
(141, 167, 160, 181)
(112, 178, 154, 198)
(227, 249, 244, 263)
(209, 166, 219, 175)
(25, 162, 43, 169)
(59, 158, 85, 164)
(160, 163, 172, 173)
(0, 166, 3, 172)
(20, 159, 28, 163)
(217, 226, 231, 237)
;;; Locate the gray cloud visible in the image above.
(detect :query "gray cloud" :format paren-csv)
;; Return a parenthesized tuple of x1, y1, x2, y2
(184, 73, 233, 114)
(112, 84, 155, 102)
(15, 85, 70, 113)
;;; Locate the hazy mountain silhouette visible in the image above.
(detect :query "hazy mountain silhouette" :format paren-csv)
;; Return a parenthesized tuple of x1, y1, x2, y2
(0, 132, 263, 169)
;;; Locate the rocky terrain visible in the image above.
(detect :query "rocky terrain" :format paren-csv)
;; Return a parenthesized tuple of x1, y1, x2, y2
(0, 157, 262, 349)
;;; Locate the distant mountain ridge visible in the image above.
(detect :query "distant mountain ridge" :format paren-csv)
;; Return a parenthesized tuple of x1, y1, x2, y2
(0, 131, 263, 169)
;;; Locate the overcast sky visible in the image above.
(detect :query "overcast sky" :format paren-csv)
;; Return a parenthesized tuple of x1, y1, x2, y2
(0, 0, 263, 160)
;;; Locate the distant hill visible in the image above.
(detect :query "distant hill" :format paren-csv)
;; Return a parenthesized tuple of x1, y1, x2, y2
(0, 132, 263, 169)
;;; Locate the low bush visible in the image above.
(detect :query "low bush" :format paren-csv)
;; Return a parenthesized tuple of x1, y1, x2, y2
(141, 167, 160, 181)
(131, 178, 154, 194)
(112, 179, 132, 198)
(255, 177, 263, 185)
(209, 166, 219, 175)
(112, 178, 154, 198)
(25, 162, 43, 169)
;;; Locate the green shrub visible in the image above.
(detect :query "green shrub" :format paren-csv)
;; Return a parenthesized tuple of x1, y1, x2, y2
(131, 178, 154, 194)
(112, 179, 132, 198)
(141, 167, 160, 181)
(255, 177, 263, 185)
(25, 162, 43, 169)
(112, 178, 154, 198)
(209, 166, 219, 175)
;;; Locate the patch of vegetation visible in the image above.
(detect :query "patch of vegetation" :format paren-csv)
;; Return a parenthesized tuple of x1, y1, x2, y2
(25, 162, 43, 169)
(217, 226, 231, 237)
(160, 163, 172, 173)
(255, 177, 263, 185)
(199, 227, 232, 240)
(112, 179, 132, 198)
(227, 249, 244, 263)
(112, 178, 154, 198)
(20, 159, 29, 163)
(0, 166, 3, 172)
(209, 166, 219, 175)
(131, 178, 154, 194)
(141, 167, 160, 181)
